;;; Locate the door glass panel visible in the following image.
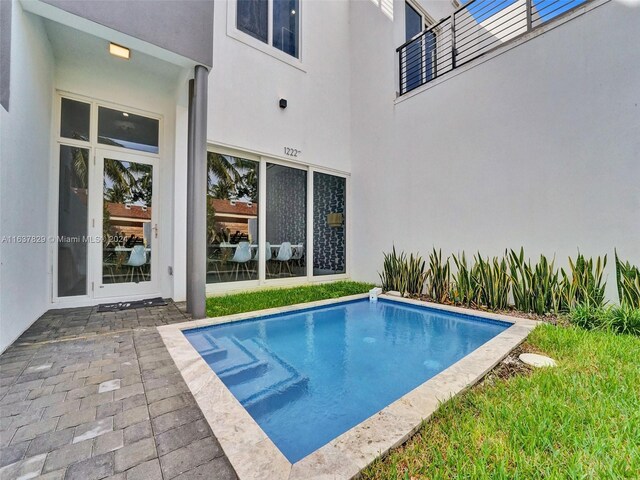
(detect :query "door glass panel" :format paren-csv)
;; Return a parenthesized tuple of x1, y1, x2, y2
(273, 0, 299, 58)
(58, 145, 90, 297)
(206, 153, 259, 284)
(60, 98, 90, 142)
(98, 107, 159, 154)
(313, 173, 346, 276)
(102, 158, 153, 284)
(266, 163, 307, 279)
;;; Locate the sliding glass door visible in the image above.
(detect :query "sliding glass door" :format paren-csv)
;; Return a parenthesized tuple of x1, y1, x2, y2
(205, 149, 348, 290)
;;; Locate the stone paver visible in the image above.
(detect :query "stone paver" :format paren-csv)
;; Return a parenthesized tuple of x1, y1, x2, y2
(0, 302, 236, 480)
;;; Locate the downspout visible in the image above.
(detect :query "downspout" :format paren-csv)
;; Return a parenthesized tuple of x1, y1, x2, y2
(186, 65, 208, 318)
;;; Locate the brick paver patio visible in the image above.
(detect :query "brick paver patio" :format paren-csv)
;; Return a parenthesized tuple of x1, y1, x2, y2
(0, 302, 237, 480)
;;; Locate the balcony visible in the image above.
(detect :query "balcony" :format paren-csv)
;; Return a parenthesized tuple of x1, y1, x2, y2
(397, 0, 591, 95)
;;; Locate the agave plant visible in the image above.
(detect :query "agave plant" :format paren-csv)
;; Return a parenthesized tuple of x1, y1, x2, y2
(615, 249, 640, 308)
(426, 248, 451, 303)
(474, 253, 510, 310)
(559, 252, 607, 311)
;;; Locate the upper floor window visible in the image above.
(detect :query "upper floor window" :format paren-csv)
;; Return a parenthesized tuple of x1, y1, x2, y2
(237, 0, 300, 58)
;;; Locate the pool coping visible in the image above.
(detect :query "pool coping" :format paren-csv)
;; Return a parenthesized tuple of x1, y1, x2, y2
(157, 294, 538, 480)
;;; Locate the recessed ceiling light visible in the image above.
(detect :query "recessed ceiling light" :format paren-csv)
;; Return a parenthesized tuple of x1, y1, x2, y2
(122, 112, 129, 117)
(109, 43, 130, 60)
(291, 9, 296, 14)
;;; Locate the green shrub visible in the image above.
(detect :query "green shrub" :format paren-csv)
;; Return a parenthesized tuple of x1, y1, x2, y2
(569, 303, 640, 336)
(615, 250, 640, 308)
(608, 304, 640, 336)
(569, 303, 609, 330)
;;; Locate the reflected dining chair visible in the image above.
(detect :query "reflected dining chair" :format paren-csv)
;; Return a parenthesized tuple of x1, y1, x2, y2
(230, 241, 252, 280)
(124, 245, 148, 282)
(274, 242, 293, 276)
(253, 242, 272, 276)
(291, 244, 305, 270)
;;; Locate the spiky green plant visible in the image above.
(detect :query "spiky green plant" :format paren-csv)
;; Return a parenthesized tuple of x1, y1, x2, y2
(508, 248, 561, 314)
(474, 253, 510, 310)
(615, 249, 640, 308)
(450, 252, 478, 307)
(379, 247, 426, 296)
(379, 246, 407, 293)
(560, 253, 607, 311)
(426, 248, 451, 303)
(405, 252, 427, 296)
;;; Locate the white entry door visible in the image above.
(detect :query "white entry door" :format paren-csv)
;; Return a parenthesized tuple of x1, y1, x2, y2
(90, 149, 159, 298)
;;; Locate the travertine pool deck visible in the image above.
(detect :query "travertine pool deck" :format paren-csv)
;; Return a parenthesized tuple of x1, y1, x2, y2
(159, 294, 538, 480)
(0, 302, 236, 480)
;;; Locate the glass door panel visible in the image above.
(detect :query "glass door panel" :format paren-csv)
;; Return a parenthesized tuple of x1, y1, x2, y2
(102, 158, 153, 285)
(206, 153, 260, 284)
(57, 145, 90, 297)
(266, 163, 307, 279)
(93, 150, 157, 298)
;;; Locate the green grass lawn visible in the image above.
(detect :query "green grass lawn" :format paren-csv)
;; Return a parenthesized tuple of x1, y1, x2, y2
(205, 281, 374, 318)
(362, 324, 640, 479)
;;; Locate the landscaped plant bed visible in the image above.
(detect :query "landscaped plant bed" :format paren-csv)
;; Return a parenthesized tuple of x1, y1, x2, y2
(413, 295, 563, 324)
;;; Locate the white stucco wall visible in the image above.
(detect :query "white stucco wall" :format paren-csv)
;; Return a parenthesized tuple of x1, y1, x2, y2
(208, 0, 352, 173)
(0, 3, 54, 352)
(349, 0, 640, 300)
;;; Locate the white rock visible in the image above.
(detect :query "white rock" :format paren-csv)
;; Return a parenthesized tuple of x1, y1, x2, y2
(519, 353, 557, 368)
(386, 290, 402, 297)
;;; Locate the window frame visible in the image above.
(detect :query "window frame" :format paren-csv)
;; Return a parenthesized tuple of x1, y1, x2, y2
(226, 0, 305, 71)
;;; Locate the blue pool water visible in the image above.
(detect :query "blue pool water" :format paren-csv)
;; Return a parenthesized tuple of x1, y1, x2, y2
(184, 299, 509, 463)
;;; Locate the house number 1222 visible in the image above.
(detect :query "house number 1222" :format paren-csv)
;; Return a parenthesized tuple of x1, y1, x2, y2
(284, 147, 301, 158)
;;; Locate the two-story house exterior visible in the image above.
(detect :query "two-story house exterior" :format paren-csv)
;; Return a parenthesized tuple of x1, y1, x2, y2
(1, 0, 638, 352)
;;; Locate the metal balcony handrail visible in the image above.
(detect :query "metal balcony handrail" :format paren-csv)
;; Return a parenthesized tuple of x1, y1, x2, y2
(397, 0, 590, 95)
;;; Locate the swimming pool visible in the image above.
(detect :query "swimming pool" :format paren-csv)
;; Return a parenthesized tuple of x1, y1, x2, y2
(183, 298, 510, 463)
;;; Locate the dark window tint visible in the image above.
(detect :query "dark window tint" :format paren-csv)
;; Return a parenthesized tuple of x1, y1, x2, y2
(405, 2, 423, 40)
(58, 145, 89, 297)
(405, 3, 424, 91)
(98, 107, 159, 154)
(237, 0, 268, 43)
(273, 0, 299, 58)
(60, 98, 91, 142)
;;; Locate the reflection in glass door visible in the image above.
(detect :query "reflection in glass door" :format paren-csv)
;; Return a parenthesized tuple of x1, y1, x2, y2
(95, 151, 156, 295)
